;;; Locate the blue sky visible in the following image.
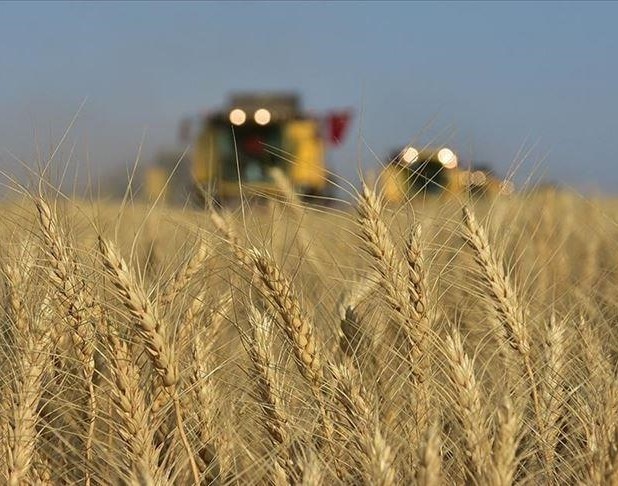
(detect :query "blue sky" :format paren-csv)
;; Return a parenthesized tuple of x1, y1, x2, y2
(1, 2, 617, 193)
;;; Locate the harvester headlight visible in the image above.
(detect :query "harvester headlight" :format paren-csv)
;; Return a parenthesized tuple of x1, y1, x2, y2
(229, 108, 247, 126)
(254, 108, 271, 125)
(402, 146, 419, 165)
(437, 148, 457, 169)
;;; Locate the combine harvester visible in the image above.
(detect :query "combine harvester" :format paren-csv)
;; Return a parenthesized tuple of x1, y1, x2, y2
(378, 144, 515, 203)
(172, 92, 352, 205)
(145, 93, 512, 206)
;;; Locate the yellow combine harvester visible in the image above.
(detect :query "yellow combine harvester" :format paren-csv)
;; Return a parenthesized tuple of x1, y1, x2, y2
(379, 145, 514, 203)
(185, 93, 349, 204)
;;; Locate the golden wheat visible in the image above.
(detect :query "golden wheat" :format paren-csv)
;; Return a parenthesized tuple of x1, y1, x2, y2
(0, 180, 616, 485)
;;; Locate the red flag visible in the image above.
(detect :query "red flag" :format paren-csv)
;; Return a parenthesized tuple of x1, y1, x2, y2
(326, 111, 352, 145)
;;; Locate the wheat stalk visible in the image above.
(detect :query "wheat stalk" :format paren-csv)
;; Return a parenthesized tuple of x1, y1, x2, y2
(538, 314, 567, 477)
(461, 205, 542, 433)
(6, 300, 52, 486)
(356, 183, 430, 437)
(416, 424, 442, 486)
(444, 328, 491, 482)
(159, 236, 209, 309)
(97, 236, 200, 484)
(248, 248, 323, 388)
(187, 293, 230, 482)
(3, 240, 36, 336)
(106, 330, 168, 485)
(489, 397, 522, 486)
(34, 197, 98, 485)
(331, 362, 396, 485)
(245, 306, 297, 483)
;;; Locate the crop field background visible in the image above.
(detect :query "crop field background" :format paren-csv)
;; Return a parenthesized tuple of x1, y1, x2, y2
(0, 180, 617, 485)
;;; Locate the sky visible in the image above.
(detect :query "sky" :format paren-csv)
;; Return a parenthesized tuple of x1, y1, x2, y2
(1, 2, 617, 195)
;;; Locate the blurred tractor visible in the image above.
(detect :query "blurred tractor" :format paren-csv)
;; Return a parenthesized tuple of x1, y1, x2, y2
(379, 145, 514, 203)
(181, 93, 351, 204)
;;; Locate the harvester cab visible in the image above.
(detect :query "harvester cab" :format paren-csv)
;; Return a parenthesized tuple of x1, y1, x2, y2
(187, 93, 351, 204)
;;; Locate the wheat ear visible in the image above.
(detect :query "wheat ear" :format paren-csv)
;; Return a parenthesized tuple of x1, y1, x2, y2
(461, 206, 542, 428)
(6, 300, 52, 486)
(106, 330, 168, 485)
(34, 197, 97, 485)
(357, 186, 430, 372)
(3, 240, 36, 336)
(488, 397, 521, 486)
(248, 248, 322, 387)
(337, 276, 376, 361)
(300, 450, 323, 486)
(246, 247, 344, 477)
(209, 206, 253, 267)
(444, 328, 491, 482)
(246, 306, 297, 483)
(578, 316, 618, 483)
(416, 424, 442, 486)
(538, 314, 567, 477)
(356, 183, 430, 435)
(269, 166, 325, 276)
(331, 362, 396, 485)
(187, 292, 230, 481)
(159, 236, 209, 309)
(98, 236, 200, 484)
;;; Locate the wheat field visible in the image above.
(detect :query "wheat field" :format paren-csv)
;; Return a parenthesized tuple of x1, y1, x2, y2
(0, 180, 617, 485)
